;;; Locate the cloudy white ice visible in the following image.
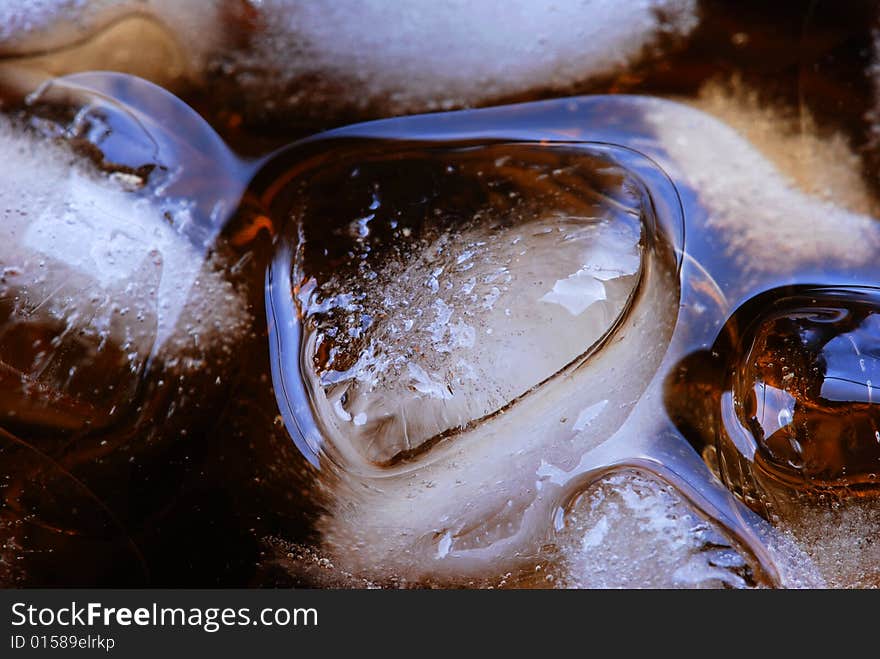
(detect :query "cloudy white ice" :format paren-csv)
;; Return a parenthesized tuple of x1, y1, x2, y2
(0, 116, 249, 433)
(0, 0, 698, 116)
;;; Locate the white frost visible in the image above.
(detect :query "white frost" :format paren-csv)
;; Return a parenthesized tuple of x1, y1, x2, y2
(1, 1, 698, 116)
(234, 0, 699, 113)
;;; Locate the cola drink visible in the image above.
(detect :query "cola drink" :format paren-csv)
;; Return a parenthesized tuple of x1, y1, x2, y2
(1, 0, 879, 589)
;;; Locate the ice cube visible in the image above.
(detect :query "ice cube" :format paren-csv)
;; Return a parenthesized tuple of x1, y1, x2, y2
(264, 124, 685, 584)
(0, 114, 249, 434)
(646, 89, 880, 283)
(265, 94, 870, 587)
(0, 1, 698, 120)
(286, 144, 643, 467)
(782, 501, 880, 588)
(227, 0, 698, 117)
(547, 471, 766, 589)
(703, 286, 880, 524)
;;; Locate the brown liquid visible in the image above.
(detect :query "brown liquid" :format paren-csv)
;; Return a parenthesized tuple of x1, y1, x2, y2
(0, 0, 879, 587)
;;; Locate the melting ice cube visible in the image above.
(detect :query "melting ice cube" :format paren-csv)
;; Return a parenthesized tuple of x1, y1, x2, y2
(0, 114, 249, 433)
(548, 471, 767, 589)
(0, 0, 698, 119)
(285, 143, 643, 466)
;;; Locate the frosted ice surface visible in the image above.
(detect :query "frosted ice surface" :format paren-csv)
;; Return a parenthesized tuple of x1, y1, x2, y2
(0, 118, 249, 430)
(549, 471, 763, 588)
(695, 80, 878, 218)
(0, 1, 698, 116)
(868, 32, 880, 168)
(647, 89, 880, 277)
(783, 502, 880, 588)
(235, 0, 698, 113)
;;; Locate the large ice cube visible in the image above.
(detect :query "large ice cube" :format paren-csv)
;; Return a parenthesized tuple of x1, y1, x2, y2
(265, 124, 684, 583)
(227, 0, 698, 116)
(292, 145, 643, 466)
